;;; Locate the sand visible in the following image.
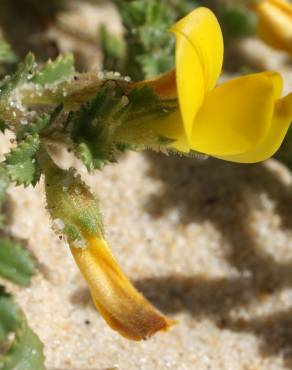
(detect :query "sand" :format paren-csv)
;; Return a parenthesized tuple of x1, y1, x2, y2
(2, 133, 292, 369)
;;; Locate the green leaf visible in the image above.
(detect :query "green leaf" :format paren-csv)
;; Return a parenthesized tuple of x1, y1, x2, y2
(0, 53, 35, 100)
(0, 290, 45, 370)
(32, 54, 75, 86)
(0, 289, 19, 343)
(4, 134, 40, 187)
(1, 321, 45, 370)
(0, 238, 36, 286)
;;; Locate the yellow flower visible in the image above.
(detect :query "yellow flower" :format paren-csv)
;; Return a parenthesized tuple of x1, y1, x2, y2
(252, 0, 292, 55)
(70, 235, 173, 341)
(144, 7, 292, 163)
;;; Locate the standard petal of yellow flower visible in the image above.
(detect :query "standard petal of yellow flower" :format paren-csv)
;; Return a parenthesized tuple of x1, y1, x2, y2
(171, 7, 223, 141)
(70, 236, 174, 341)
(253, 0, 292, 54)
(189, 72, 282, 157)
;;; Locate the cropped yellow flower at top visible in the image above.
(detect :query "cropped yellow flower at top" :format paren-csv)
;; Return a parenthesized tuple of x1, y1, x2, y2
(252, 0, 292, 55)
(70, 235, 173, 341)
(145, 7, 292, 163)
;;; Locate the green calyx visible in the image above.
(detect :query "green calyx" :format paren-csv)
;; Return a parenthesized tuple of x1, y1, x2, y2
(39, 147, 104, 248)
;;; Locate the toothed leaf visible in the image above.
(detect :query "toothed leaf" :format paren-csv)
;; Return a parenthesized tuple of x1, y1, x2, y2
(4, 134, 40, 186)
(33, 54, 75, 86)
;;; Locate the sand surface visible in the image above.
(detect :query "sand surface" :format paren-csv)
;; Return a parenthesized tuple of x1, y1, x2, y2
(2, 135, 292, 369)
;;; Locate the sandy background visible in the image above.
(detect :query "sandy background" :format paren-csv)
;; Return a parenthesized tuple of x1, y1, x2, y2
(3, 141, 292, 370)
(2, 1, 292, 369)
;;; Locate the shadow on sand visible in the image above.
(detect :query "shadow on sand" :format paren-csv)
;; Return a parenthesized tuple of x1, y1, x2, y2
(135, 153, 292, 368)
(71, 152, 292, 368)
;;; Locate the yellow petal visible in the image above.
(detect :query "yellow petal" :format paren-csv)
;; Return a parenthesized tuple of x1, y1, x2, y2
(70, 236, 174, 341)
(189, 72, 283, 156)
(253, 0, 292, 54)
(171, 7, 224, 141)
(217, 92, 292, 163)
